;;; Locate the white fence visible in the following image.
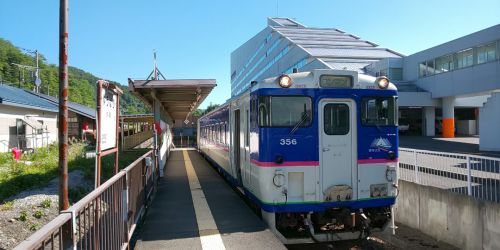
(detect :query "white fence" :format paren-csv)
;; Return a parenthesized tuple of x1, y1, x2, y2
(398, 147, 500, 203)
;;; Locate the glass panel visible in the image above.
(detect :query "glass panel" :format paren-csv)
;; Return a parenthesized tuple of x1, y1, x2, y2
(477, 43, 496, 64)
(324, 104, 350, 135)
(270, 96, 312, 127)
(361, 97, 398, 126)
(426, 60, 435, 75)
(389, 68, 403, 81)
(456, 48, 473, 68)
(319, 75, 353, 88)
(245, 110, 249, 146)
(435, 54, 454, 73)
(418, 62, 427, 77)
(258, 96, 270, 127)
(258, 96, 312, 127)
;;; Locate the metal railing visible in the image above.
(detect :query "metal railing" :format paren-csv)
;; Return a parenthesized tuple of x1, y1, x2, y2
(123, 130, 154, 150)
(399, 147, 500, 203)
(14, 150, 158, 250)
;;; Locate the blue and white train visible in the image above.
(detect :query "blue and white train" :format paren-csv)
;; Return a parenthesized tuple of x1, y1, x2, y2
(198, 69, 399, 243)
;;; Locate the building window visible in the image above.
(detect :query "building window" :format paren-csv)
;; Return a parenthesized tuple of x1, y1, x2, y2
(456, 48, 473, 68)
(389, 68, 403, 81)
(418, 61, 427, 77)
(477, 42, 496, 64)
(435, 54, 454, 73)
(426, 59, 435, 75)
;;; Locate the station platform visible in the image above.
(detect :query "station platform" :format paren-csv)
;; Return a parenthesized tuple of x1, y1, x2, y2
(134, 149, 286, 250)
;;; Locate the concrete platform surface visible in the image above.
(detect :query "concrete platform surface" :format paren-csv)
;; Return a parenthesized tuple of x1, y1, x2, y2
(134, 149, 286, 250)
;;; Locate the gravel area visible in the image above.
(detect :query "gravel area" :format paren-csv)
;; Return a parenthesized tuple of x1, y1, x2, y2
(286, 223, 459, 250)
(0, 170, 92, 250)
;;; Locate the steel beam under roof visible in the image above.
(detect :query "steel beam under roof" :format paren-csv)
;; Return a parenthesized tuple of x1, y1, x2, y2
(128, 78, 216, 120)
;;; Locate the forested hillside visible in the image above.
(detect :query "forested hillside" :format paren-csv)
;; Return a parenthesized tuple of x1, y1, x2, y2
(0, 38, 149, 114)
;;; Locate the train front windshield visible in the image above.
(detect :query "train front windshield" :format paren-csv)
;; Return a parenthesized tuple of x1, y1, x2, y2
(361, 97, 398, 126)
(258, 96, 312, 127)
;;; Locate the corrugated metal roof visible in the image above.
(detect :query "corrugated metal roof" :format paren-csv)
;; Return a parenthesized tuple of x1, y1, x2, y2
(27, 91, 96, 119)
(304, 47, 401, 59)
(0, 84, 58, 112)
(269, 18, 303, 27)
(295, 40, 375, 47)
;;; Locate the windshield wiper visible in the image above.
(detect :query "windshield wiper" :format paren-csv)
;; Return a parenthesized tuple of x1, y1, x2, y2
(289, 111, 310, 135)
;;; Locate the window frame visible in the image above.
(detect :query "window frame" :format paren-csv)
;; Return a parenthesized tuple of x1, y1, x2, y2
(323, 103, 350, 135)
(258, 95, 313, 128)
(360, 96, 398, 127)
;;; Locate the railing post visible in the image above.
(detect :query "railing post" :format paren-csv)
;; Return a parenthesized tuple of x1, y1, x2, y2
(413, 150, 419, 184)
(123, 173, 129, 245)
(466, 156, 472, 196)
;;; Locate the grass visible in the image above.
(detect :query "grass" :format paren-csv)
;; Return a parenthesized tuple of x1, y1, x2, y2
(0, 142, 149, 203)
(0, 200, 14, 211)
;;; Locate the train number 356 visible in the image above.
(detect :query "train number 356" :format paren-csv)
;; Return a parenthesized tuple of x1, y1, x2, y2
(279, 138, 297, 145)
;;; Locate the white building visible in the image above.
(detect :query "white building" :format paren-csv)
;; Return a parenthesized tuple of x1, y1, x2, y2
(231, 18, 500, 151)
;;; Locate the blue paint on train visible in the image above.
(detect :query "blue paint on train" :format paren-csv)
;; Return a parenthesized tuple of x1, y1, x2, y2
(250, 88, 398, 164)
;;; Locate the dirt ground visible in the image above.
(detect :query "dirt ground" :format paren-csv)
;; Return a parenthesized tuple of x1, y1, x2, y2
(0, 170, 92, 250)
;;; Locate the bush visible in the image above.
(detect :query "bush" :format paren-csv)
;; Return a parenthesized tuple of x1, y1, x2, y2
(40, 198, 51, 208)
(33, 210, 44, 219)
(19, 210, 27, 221)
(0, 200, 14, 211)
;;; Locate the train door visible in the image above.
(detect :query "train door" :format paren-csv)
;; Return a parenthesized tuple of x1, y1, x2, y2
(319, 99, 357, 201)
(233, 109, 243, 185)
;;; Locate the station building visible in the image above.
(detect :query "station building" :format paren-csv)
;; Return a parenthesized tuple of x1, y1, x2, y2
(231, 18, 500, 151)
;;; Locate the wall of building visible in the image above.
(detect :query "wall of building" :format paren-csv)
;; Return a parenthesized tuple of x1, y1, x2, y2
(395, 180, 500, 250)
(414, 60, 500, 98)
(479, 91, 500, 151)
(402, 24, 500, 82)
(0, 105, 58, 153)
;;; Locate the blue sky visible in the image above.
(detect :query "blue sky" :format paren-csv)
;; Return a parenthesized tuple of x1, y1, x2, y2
(1, 0, 499, 109)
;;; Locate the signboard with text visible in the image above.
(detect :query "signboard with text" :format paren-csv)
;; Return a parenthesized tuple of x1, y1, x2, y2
(100, 88, 117, 150)
(95, 80, 122, 187)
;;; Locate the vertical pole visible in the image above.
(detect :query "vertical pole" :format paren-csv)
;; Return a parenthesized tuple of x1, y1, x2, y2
(58, 0, 69, 213)
(59, 0, 72, 248)
(35, 50, 39, 93)
(121, 117, 125, 151)
(115, 94, 120, 174)
(466, 156, 472, 196)
(95, 81, 102, 188)
(413, 150, 419, 184)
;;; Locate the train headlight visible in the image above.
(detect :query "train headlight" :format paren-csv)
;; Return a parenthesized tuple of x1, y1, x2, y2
(375, 76, 390, 89)
(278, 74, 292, 88)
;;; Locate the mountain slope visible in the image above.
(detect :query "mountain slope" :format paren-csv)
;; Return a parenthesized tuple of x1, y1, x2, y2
(0, 38, 149, 114)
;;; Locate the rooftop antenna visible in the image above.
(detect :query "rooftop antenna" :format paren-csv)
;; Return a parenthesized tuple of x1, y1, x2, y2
(153, 49, 157, 80)
(276, 0, 279, 16)
(145, 50, 166, 81)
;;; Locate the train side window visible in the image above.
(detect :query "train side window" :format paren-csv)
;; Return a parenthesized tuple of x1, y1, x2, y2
(224, 123, 228, 145)
(245, 109, 249, 147)
(258, 96, 270, 126)
(324, 104, 350, 135)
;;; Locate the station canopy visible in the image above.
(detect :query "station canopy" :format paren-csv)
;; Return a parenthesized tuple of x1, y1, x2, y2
(128, 78, 216, 120)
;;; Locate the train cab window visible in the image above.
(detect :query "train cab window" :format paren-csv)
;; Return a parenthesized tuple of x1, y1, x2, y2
(259, 96, 312, 127)
(361, 97, 398, 126)
(324, 104, 349, 135)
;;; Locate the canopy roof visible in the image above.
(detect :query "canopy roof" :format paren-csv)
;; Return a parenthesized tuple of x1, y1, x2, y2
(128, 78, 216, 120)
